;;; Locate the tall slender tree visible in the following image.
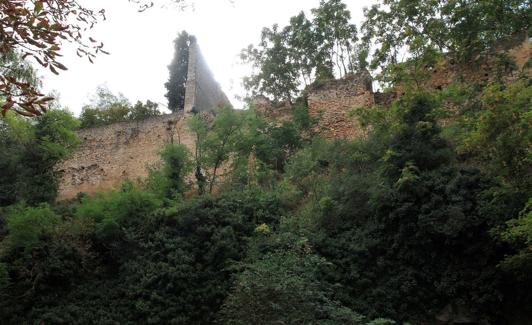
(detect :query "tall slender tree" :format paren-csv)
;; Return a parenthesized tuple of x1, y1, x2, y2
(165, 31, 192, 112)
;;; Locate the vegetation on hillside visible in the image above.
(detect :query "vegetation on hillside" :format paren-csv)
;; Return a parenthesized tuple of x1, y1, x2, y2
(0, 0, 531, 323)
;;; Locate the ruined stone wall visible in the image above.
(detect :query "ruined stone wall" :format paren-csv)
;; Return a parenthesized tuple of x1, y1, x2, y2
(57, 112, 195, 200)
(253, 71, 377, 139)
(307, 71, 374, 139)
(413, 34, 531, 93)
(184, 40, 230, 114)
(253, 96, 293, 123)
(56, 37, 232, 201)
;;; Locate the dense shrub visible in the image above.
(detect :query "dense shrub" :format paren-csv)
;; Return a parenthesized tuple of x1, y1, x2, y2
(0, 189, 288, 324)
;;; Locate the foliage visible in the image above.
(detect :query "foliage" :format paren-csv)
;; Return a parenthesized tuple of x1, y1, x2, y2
(242, 25, 300, 102)
(0, 263, 7, 289)
(0, 109, 79, 206)
(383, 92, 453, 177)
(79, 86, 160, 128)
(165, 31, 192, 112)
(308, 92, 519, 322)
(205, 105, 242, 193)
(311, 0, 358, 78)
(242, 0, 363, 101)
(187, 114, 209, 194)
(0, 189, 287, 324)
(3, 204, 60, 252)
(0, 0, 197, 116)
(75, 184, 162, 242)
(130, 100, 161, 121)
(147, 143, 193, 198)
(292, 101, 315, 131)
(459, 78, 532, 191)
(496, 199, 532, 281)
(219, 248, 365, 324)
(1, 2, 531, 323)
(363, 0, 531, 70)
(0, 0, 106, 116)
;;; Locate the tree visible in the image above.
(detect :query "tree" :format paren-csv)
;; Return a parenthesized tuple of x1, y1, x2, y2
(79, 86, 160, 128)
(312, 0, 358, 78)
(3, 204, 60, 252)
(130, 100, 161, 121)
(460, 78, 532, 191)
(165, 31, 192, 112)
(286, 12, 316, 87)
(242, 0, 362, 101)
(220, 250, 365, 324)
(242, 25, 299, 102)
(79, 86, 131, 128)
(158, 143, 193, 198)
(0, 109, 79, 206)
(205, 105, 242, 193)
(496, 199, 532, 281)
(310, 92, 515, 322)
(362, 0, 531, 70)
(187, 115, 209, 194)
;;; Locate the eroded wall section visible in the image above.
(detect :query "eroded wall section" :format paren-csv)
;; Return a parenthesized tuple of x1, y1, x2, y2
(307, 71, 375, 139)
(255, 70, 377, 139)
(184, 40, 230, 114)
(57, 113, 194, 200)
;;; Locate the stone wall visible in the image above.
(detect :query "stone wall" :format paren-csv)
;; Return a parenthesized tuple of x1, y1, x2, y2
(57, 112, 195, 200)
(253, 70, 377, 139)
(58, 37, 528, 200)
(307, 70, 375, 139)
(253, 96, 293, 123)
(184, 39, 230, 114)
(416, 34, 531, 93)
(56, 37, 231, 200)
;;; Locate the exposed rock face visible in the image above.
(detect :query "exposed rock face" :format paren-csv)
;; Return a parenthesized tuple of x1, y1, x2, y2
(57, 113, 195, 200)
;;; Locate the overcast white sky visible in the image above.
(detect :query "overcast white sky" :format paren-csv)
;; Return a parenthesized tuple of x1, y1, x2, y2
(38, 0, 376, 115)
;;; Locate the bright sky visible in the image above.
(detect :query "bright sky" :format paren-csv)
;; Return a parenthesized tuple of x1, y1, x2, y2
(38, 0, 376, 115)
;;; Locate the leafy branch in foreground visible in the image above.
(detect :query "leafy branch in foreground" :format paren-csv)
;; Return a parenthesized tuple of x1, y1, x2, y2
(0, 0, 195, 117)
(0, 0, 108, 116)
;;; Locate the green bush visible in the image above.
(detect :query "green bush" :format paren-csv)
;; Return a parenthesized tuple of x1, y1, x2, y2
(4, 204, 60, 251)
(219, 249, 365, 325)
(145, 144, 193, 199)
(76, 184, 161, 228)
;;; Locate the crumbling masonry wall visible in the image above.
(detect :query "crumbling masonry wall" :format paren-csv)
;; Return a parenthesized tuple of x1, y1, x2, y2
(255, 70, 380, 139)
(184, 39, 230, 114)
(307, 70, 375, 139)
(57, 113, 194, 200)
(57, 39, 230, 200)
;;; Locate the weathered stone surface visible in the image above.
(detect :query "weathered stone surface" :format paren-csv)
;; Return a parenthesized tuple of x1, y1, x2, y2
(253, 71, 378, 139)
(57, 38, 529, 200)
(253, 96, 293, 123)
(57, 113, 195, 200)
(307, 70, 374, 139)
(184, 38, 230, 114)
(57, 38, 229, 200)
